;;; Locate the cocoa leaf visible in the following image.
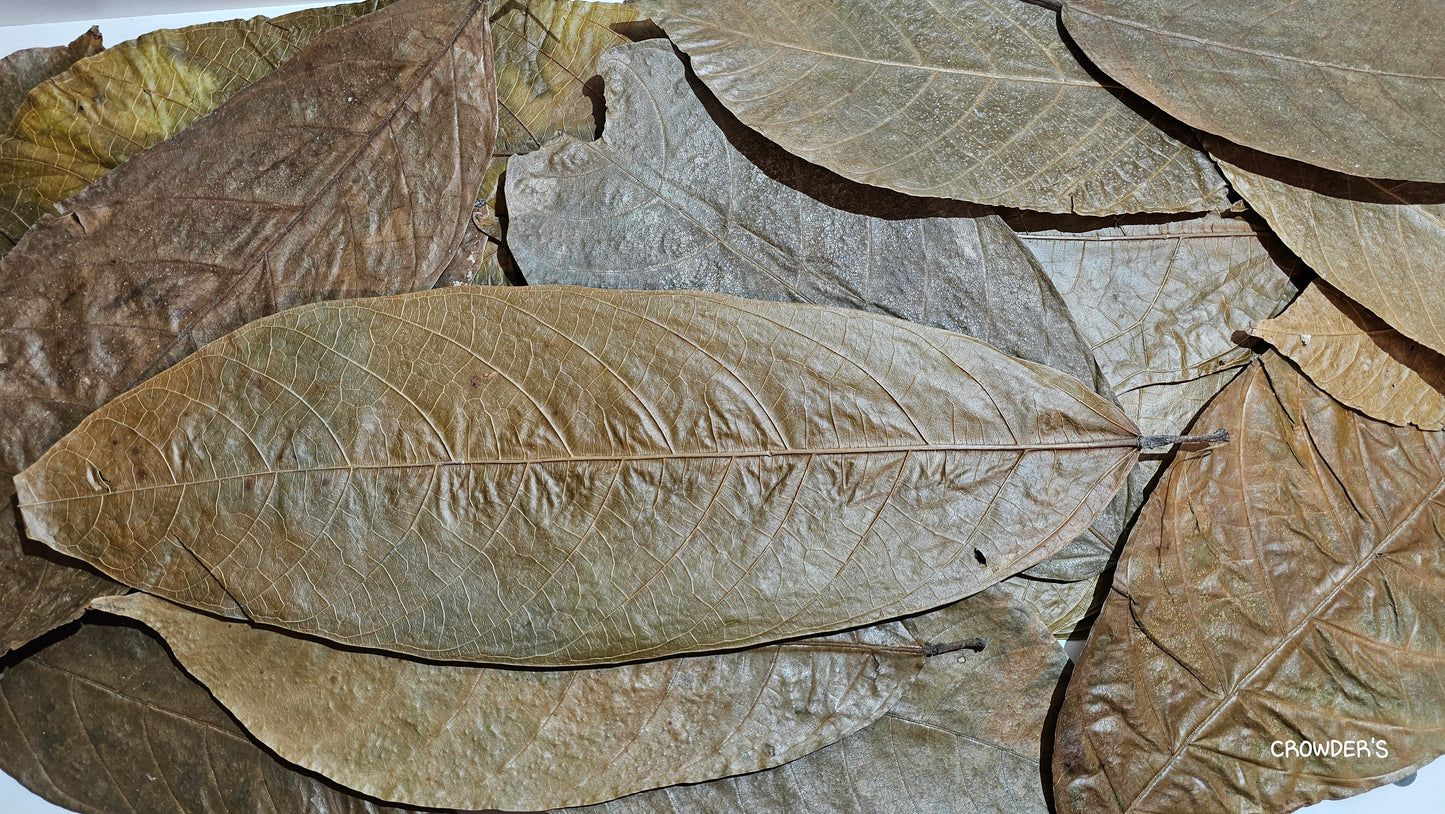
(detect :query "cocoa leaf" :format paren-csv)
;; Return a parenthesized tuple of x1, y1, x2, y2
(17, 286, 1139, 666)
(1054, 352, 1445, 813)
(557, 586, 1065, 814)
(1209, 137, 1445, 358)
(1063, 0, 1445, 182)
(0, 622, 413, 814)
(0, 0, 497, 658)
(96, 592, 923, 810)
(0, 26, 102, 129)
(1251, 281, 1445, 431)
(508, 40, 1125, 581)
(0, 1, 394, 252)
(639, 0, 1228, 215)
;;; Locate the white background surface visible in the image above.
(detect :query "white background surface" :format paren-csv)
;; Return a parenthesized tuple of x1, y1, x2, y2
(1, 2, 1442, 812)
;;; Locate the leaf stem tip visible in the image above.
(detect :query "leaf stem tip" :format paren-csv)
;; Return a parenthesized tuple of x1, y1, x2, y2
(1137, 428, 1230, 450)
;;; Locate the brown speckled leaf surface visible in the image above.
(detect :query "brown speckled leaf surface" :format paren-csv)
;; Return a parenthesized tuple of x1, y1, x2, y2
(18, 286, 1138, 666)
(0, 622, 413, 814)
(1252, 282, 1445, 431)
(1063, 0, 1445, 183)
(0, 1, 393, 252)
(0, 26, 102, 130)
(557, 586, 1066, 814)
(1054, 352, 1445, 813)
(641, 0, 1228, 215)
(509, 40, 1125, 581)
(0, 0, 496, 658)
(99, 592, 924, 810)
(1210, 138, 1445, 358)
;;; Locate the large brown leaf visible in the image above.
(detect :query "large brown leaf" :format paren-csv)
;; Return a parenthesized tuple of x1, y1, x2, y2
(1053, 352, 1445, 814)
(1209, 138, 1445, 357)
(0, 26, 102, 129)
(17, 286, 1139, 666)
(0, 622, 412, 814)
(1252, 281, 1445, 431)
(98, 593, 924, 810)
(558, 586, 1066, 814)
(0, 1, 393, 252)
(0, 0, 497, 658)
(508, 39, 1125, 581)
(640, 0, 1228, 215)
(1062, 0, 1445, 183)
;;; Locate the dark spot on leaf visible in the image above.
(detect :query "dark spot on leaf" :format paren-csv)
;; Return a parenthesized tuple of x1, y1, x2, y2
(974, 548, 987, 566)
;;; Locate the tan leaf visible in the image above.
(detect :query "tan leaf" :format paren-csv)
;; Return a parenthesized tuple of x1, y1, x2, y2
(18, 286, 1139, 666)
(1011, 212, 1300, 394)
(0, 0, 496, 657)
(1209, 138, 1445, 357)
(97, 593, 924, 810)
(1063, 0, 1445, 182)
(0, 26, 102, 128)
(558, 586, 1065, 814)
(639, 0, 1228, 215)
(0, 623, 410, 814)
(492, 0, 653, 154)
(995, 573, 1102, 639)
(0, 1, 393, 251)
(1252, 282, 1445, 431)
(509, 40, 1125, 581)
(1054, 352, 1445, 813)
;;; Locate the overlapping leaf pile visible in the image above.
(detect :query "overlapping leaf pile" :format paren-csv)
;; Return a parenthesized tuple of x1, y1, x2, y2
(0, 1, 1439, 812)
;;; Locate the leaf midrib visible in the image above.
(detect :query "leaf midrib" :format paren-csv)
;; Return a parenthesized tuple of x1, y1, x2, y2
(21, 440, 1139, 506)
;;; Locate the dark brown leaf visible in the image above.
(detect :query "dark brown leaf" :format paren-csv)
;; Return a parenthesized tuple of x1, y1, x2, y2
(0, 0, 497, 658)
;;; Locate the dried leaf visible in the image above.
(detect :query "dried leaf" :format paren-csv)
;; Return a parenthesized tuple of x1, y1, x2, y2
(0, 622, 411, 814)
(640, 0, 1228, 215)
(509, 40, 1126, 581)
(97, 593, 922, 810)
(492, 0, 650, 154)
(994, 573, 1102, 639)
(0, 1, 394, 252)
(18, 286, 1139, 667)
(1011, 212, 1300, 394)
(1209, 138, 1445, 357)
(1054, 352, 1445, 813)
(0, 0, 497, 657)
(558, 586, 1065, 814)
(0, 26, 102, 128)
(1252, 282, 1445, 431)
(1062, 0, 1445, 182)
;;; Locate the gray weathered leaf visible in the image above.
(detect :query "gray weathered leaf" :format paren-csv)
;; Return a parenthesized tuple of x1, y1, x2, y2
(1210, 137, 1445, 357)
(0, 26, 102, 128)
(1063, 0, 1445, 182)
(97, 592, 923, 810)
(0, 0, 497, 659)
(509, 39, 1124, 581)
(558, 586, 1065, 814)
(18, 286, 1139, 667)
(640, 0, 1228, 215)
(0, 622, 411, 814)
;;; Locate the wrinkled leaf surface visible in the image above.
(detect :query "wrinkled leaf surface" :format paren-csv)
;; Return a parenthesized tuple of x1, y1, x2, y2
(1252, 282, 1445, 431)
(0, 622, 410, 814)
(18, 286, 1138, 666)
(1054, 353, 1445, 813)
(641, 0, 1228, 215)
(0, 1, 392, 250)
(0, 26, 102, 129)
(1210, 139, 1445, 357)
(99, 593, 922, 810)
(0, 0, 497, 657)
(558, 586, 1065, 814)
(509, 40, 1126, 580)
(1063, 0, 1445, 182)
